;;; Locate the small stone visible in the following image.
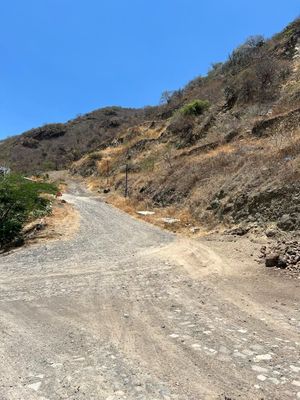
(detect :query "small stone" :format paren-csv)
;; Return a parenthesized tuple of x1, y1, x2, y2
(290, 365, 300, 373)
(169, 334, 179, 338)
(27, 382, 42, 392)
(265, 229, 277, 237)
(160, 217, 180, 224)
(257, 375, 267, 381)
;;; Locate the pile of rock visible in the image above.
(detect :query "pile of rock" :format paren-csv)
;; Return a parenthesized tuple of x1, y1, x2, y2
(23, 219, 46, 239)
(260, 241, 300, 271)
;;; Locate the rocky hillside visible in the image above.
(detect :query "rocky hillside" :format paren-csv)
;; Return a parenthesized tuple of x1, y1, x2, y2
(1, 18, 300, 233)
(0, 107, 160, 173)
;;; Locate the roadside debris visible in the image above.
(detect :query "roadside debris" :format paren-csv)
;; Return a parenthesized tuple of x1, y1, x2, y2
(190, 226, 200, 234)
(260, 241, 300, 271)
(225, 226, 250, 236)
(22, 219, 46, 239)
(160, 218, 180, 225)
(137, 211, 155, 216)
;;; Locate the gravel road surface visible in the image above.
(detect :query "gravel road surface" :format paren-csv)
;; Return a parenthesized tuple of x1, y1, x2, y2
(0, 186, 299, 400)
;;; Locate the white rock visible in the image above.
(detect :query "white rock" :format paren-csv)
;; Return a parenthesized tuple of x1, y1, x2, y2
(191, 343, 201, 349)
(137, 211, 155, 216)
(115, 390, 125, 396)
(257, 375, 267, 381)
(254, 354, 272, 362)
(28, 382, 42, 392)
(160, 218, 180, 224)
(169, 334, 179, 339)
(290, 365, 300, 373)
(208, 348, 217, 353)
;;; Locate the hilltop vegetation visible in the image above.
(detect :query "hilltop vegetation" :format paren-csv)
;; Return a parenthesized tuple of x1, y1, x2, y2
(1, 17, 300, 234)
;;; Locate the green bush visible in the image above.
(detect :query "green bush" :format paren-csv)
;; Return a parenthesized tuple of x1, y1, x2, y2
(0, 174, 57, 249)
(180, 100, 210, 116)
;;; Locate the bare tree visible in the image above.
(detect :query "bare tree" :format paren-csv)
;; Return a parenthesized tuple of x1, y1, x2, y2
(160, 90, 174, 104)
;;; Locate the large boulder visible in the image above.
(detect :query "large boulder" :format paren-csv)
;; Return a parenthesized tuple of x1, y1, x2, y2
(265, 253, 279, 268)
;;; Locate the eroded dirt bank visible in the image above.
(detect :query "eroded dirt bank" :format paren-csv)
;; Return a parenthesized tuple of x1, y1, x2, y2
(0, 186, 299, 400)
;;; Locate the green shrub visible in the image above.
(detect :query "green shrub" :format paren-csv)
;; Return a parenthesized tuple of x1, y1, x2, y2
(180, 100, 210, 116)
(0, 174, 57, 249)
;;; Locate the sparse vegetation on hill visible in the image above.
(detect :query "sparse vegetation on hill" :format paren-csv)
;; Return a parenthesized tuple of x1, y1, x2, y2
(1, 17, 300, 234)
(180, 100, 210, 116)
(0, 108, 157, 174)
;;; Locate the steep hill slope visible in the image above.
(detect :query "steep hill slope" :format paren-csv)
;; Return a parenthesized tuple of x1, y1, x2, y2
(0, 107, 159, 173)
(70, 18, 300, 233)
(1, 17, 300, 233)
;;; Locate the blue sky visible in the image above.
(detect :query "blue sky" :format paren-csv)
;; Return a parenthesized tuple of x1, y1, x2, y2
(0, 0, 299, 139)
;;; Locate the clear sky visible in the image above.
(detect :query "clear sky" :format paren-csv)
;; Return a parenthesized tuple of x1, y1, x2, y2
(1, 0, 299, 139)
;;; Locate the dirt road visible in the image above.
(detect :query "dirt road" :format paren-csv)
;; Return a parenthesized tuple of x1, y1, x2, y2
(0, 186, 299, 400)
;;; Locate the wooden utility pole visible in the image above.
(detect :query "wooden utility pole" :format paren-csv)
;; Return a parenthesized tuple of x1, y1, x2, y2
(124, 150, 131, 198)
(106, 160, 110, 185)
(124, 163, 128, 198)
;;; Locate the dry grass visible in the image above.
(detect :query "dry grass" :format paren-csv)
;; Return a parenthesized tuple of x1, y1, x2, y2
(267, 129, 300, 157)
(83, 124, 300, 233)
(103, 192, 202, 236)
(27, 200, 80, 245)
(46, 201, 80, 239)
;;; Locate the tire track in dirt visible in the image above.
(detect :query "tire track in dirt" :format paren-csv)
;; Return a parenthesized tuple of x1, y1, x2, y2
(0, 187, 299, 399)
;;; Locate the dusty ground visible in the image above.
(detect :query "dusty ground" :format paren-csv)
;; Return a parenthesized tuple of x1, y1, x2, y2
(0, 182, 299, 400)
(38, 200, 80, 242)
(22, 199, 80, 248)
